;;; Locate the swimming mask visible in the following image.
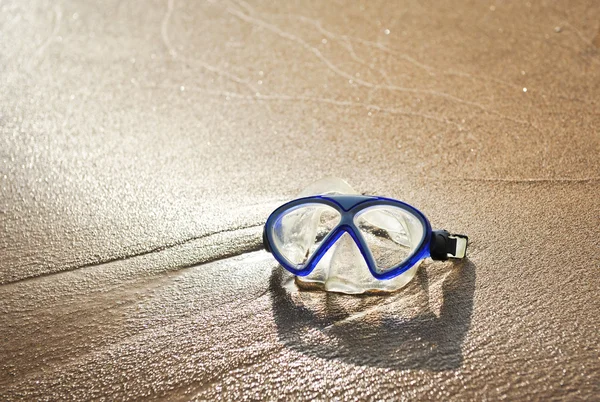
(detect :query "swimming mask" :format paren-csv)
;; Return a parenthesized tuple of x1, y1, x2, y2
(263, 194, 468, 281)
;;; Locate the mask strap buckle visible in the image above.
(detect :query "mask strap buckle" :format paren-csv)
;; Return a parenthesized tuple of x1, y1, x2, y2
(430, 230, 468, 260)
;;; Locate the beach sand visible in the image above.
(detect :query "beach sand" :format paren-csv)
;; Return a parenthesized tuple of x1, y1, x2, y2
(1, 0, 599, 399)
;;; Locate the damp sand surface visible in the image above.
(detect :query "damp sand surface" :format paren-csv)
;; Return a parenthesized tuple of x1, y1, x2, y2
(1, 0, 599, 400)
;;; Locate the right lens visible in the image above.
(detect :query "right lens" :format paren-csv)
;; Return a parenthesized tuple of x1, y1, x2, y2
(270, 203, 341, 269)
(353, 205, 425, 273)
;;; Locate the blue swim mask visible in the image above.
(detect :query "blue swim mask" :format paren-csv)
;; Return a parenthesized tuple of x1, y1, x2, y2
(263, 188, 468, 284)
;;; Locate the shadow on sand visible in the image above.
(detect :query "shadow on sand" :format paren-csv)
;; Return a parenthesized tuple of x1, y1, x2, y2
(270, 260, 476, 371)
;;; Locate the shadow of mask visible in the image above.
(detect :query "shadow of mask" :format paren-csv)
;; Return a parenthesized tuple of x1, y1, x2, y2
(269, 259, 475, 371)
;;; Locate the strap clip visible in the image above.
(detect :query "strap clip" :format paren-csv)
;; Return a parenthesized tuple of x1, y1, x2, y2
(430, 230, 468, 260)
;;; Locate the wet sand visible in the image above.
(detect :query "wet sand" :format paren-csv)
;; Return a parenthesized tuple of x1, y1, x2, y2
(1, 0, 599, 400)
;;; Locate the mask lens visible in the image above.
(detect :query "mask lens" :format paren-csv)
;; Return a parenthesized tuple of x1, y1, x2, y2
(353, 205, 425, 273)
(270, 203, 341, 268)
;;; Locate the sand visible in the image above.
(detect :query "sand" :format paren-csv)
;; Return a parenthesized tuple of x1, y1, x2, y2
(1, 0, 599, 399)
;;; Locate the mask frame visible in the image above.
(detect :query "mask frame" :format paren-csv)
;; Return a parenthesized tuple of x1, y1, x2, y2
(264, 195, 467, 280)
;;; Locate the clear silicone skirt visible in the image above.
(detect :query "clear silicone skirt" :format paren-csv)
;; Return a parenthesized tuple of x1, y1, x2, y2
(263, 178, 468, 294)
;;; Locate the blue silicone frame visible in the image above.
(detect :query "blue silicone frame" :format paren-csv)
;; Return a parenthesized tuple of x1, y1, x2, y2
(264, 195, 433, 280)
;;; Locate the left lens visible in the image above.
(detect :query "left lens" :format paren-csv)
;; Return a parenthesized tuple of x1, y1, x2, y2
(270, 203, 341, 269)
(353, 205, 425, 273)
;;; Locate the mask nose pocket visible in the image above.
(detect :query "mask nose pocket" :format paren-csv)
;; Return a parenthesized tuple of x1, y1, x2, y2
(297, 229, 423, 294)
